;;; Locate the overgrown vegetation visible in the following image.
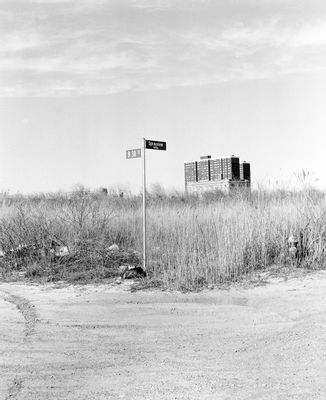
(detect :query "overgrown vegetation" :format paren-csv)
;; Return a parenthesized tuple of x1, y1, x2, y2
(0, 187, 325, 289)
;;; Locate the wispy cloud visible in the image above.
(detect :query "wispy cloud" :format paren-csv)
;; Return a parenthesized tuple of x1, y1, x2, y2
(0, 32, 46, 52)
(289, 20, 326, 47)
(1, 0, 326, 97)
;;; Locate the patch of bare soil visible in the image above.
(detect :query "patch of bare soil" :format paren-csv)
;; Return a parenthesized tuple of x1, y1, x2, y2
(0, 290, 39, 400)
(0, 291, 38, 339)
(5, 377, 23, 400)
(1, 272, 326, 399)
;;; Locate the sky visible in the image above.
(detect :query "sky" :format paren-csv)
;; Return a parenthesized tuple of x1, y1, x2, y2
(0, 0, 326, 193)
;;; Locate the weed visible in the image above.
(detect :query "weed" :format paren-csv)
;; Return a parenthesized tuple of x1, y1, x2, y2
(0, 188, 325, 286)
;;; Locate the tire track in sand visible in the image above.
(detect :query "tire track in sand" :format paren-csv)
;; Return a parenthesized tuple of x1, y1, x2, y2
(0, 290, 39, 399)
(5, 377, 23, 400)
(0, 291, 38, 339)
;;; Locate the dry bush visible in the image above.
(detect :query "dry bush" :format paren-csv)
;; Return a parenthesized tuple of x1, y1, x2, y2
(145, 189, 326, 289)
(0, 189, 325, 286)
(0, 195, 141, 282)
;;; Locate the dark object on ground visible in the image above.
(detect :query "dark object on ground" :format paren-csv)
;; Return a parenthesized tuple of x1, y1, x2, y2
(288, 232, 309, 264)
(120, 265, 146, 279)
(0, 238, 141, 282)
(288, 235, 299, 259)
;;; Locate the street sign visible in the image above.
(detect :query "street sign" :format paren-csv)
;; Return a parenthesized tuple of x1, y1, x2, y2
(125, 138, 167, 272)
(145, 140, 167, 151)
(126, 148, 141, 159)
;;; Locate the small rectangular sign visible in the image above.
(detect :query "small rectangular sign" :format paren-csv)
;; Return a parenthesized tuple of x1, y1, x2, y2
(126, 148, 142, 159)
(145, 140, 167, 151)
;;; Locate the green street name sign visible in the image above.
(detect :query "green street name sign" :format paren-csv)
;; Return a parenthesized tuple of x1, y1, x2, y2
(145, 140, 167, 151)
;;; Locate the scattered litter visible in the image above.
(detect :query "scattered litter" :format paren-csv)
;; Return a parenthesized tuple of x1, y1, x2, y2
(8, 244, 36, 258)
(55, 246, 69, 257)
(288, 235, 298, 247)
(288, 235, 299, 259)
(108, 244, 119, 252)
(120, 265, 146, 279)
(289, 246, 297, 258)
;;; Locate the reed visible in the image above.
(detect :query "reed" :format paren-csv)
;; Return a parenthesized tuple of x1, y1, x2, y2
(0, 188, 325, 287)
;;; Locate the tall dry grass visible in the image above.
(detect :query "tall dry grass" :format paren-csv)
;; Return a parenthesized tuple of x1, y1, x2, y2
(0, 188, 325, 287)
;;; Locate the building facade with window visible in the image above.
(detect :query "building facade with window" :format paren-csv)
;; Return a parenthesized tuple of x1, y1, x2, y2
(184, 155, 251, 194)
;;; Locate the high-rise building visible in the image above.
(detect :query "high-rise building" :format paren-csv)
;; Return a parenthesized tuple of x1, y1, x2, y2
(240, 162, 251, 182)
(221, 155, 240, 180)
(184, 155, 250, 194)
(210, 158, 223, 180)
(197, 159, 211, 181)
(184, 161, 198, 188)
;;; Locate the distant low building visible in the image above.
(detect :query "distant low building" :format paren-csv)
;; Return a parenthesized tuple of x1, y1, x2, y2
(184, 155, 251, 194)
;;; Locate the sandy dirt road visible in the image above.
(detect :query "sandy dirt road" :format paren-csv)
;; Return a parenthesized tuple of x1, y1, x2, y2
(1, 272, 326, 400)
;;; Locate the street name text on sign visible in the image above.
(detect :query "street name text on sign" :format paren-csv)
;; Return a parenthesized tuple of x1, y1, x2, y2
(126, 148, 142, 159)
(145, 140, 167, 151)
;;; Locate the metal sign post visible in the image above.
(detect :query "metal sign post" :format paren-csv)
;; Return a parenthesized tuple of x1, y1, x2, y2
(126, 138, 166, 272)
(142, 138, 147, 271)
